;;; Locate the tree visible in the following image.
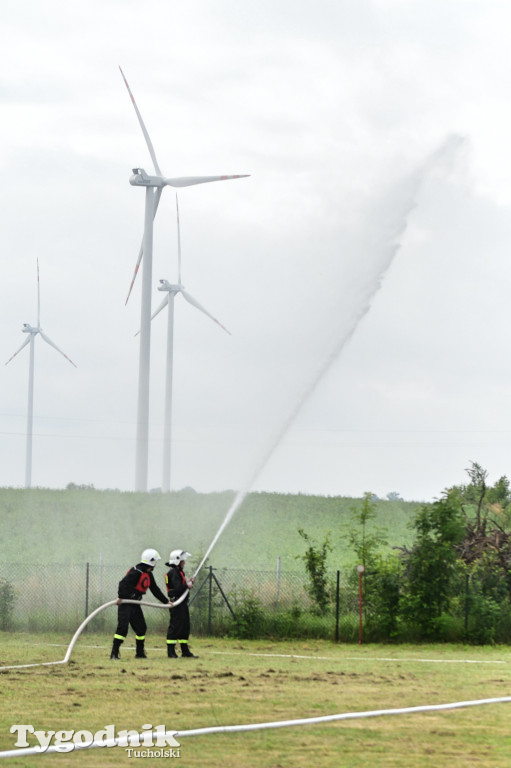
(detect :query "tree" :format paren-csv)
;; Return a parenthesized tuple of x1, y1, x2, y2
(348, 492, 387, 570)
(451, 462, 511, 595)
(296, 528, 332, 614)
(485, 475, 510, 507)
(402, 489, 465, 637)
(464, 461, 488, 531)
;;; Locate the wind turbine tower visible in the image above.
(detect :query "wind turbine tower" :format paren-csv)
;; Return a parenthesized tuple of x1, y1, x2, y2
(120, 67, 248, 492)
(148, 195, 230, 492)
(5, 260, 77, 488)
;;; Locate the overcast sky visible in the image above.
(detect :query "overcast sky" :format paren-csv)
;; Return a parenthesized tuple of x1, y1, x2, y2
(2, 0, 511, 502)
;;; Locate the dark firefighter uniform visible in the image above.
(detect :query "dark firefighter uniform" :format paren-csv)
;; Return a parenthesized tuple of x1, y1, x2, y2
(111, 563, 169, 659)
(165, 564, 197, 657)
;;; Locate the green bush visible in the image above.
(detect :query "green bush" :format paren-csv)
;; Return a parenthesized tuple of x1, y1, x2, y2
(229, 594, 266, 639)
(401, 492, 465, 639)
(296, 529, 332, 615)
(0, 578, 16, 631)
(466, 594, 502, 644)
(226, 593, 338, 640)
(364, 556, 403, 640)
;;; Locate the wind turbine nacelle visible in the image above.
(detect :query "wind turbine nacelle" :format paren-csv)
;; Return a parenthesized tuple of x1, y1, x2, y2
(129, 168, 166, 188)
(158, 279, 181, 293)
(22, 324, 36, 334)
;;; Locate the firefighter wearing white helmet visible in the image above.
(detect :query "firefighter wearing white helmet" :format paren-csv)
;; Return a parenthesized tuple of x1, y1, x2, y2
(141, 548, 162, 567)
(110, 548, 170, 660)
(167, 549, 192, 566)
(165, 549, 198, 658)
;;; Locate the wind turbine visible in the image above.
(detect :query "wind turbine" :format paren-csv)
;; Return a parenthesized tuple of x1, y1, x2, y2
(143, 195, 230, 492)
(5, 260, 77, 488)
(119, 66, 248, 492)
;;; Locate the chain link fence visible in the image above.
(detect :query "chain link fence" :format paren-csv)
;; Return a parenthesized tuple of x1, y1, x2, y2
(0, 562, 358, 637)
(0, 561, 488, 642)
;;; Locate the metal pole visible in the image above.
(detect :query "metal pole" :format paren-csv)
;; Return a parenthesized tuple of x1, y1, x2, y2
(85, 562, 90, 625)
(99, 552, 103, 604)
(275, 556, 281, 608)
(208, 566, 213, 635)
(464, 572, 470, 639)
(335, 570, 340, 643)
(188, 573, 210, 604)
(356, 565, 365, 645)
(211, 571, 236, 618)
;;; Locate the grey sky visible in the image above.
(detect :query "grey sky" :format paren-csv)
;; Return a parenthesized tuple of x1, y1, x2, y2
(2, 1, 511, 501)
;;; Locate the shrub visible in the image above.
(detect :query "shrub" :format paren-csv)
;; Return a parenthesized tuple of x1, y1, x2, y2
(401, 491, 465, 639)
(229, 593, 266, 639)
(0, 578, 16, 630)
(364, 555, 403, 640)
(296, 528, 332, 615)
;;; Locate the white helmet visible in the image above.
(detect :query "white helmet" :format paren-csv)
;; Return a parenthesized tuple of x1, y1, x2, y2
(140, 548, 161, 567)
(165, 549, 191, 567)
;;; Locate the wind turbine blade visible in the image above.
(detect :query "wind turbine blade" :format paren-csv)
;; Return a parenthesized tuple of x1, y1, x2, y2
(125, 187, 164, 305)
(39, 332, 77, 367)
(181, 289, 231, 335)
(125, 248, 143, 306)
(176, 194, 182, 284)
(164, 175, 250, 188)
(119, 66, 163, 176)
(5, 336, 31, 365)
(134, 295, 169, 336)
(151, 294, 170, 321)
(37, 259, 41, 328)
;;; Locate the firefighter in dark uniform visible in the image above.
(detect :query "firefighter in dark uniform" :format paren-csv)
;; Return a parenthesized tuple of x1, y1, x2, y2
(110, 548, 170, 660)
(165, 549, 198, 658)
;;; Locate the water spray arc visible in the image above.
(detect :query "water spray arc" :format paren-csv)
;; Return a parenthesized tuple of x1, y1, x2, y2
(186, 135, 466, 590)
(119, 67, 248, 492)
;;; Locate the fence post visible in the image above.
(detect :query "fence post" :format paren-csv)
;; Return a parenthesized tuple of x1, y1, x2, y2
(208, 566, 213, 635)
(85, 562, 90, 627)
(275, 556, 281, 608)
(464, 572, 470, 640)
(335, 570, 340, 642)
(99, 552, 103, 604)
(211, 571, 236, 618)
(357, 564, 365, 645)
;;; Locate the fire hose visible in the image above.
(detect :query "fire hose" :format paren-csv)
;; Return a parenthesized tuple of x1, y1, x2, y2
(0, 597, 186, 672)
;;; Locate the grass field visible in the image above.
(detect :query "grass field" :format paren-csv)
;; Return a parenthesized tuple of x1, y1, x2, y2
(1, 632, 510, 766)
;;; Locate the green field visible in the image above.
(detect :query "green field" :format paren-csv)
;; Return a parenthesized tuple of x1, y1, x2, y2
(0, 633, 510, 767)
(0, 487, 420, 570)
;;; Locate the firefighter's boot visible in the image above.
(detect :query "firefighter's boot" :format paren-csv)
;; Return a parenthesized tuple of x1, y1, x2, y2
(110, 636, 123, 660)
(135, 638, 147, 659)
(167, 642, 178, 659)
(180, 642, 198, 658)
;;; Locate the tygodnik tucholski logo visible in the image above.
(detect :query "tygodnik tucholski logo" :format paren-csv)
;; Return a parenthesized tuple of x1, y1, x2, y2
(10, 723, 181, 757)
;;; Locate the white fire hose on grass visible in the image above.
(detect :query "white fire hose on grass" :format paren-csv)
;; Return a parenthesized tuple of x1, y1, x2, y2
(1, 594, 511, 759)
(0, 597, 185, 672)
(1, 696, 511, 758)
